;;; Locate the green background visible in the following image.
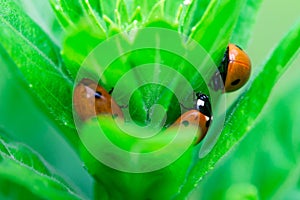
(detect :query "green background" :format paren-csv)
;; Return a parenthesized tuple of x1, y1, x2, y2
(0, 0, 299, 199)
(194, 0, 300, 199)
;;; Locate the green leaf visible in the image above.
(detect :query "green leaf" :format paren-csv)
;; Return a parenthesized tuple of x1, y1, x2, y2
(116, 22, 207, 125)
(16, 0, 64, 46)
(79, 117, 194, 199)
(49, 0, 83, 29)
(231, 0, 263, 48)
(82, 0, 103, 17)
(164, 0, 182, 24)
(0, 134, 82, 199)
(146, 0, 165, 23)
(80, 0, 107, 33)
(189, 0, 246, 67)
(62, 28, 107, 79)
(100, 0, 117, 21)
(50, 0, 107, 33)
(133, 0, 158, 22)
(176, 20, 300, 198)
(130, 6, 143, 23)
(0, 1, 78, 147)
(116, 0, 129, 26)
(181, 0, 210, 35)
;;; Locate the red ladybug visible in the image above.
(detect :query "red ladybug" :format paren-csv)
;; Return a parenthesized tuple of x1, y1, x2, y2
(210, 44, 251, 92)
(171, 93, 212, 145)
(73, 78, 123, 121)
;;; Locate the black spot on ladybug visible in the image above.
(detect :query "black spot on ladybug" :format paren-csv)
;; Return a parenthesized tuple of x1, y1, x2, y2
(182, 120, 189, 127)
(95, 91, 102, 98)
(231, 79, 241, 86)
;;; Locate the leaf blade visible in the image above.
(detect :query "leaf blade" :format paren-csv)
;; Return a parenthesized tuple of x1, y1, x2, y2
(181, 0, 210, 35)
(0, 135, 82, 200)
(231, 0, 263, 48)
(49, 0, 83, 29)
(0, 1, 78, 147)
(189, 0, 246, 65)
(177, 19, 300, 198)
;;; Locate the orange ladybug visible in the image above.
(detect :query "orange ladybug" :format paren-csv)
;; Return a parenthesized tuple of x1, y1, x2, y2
(210, 44, 251, 92)
(73, 78, 123, 121)
(171, 93, 212, 145)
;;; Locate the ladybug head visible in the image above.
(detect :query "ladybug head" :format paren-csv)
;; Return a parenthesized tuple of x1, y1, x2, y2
(195, 93, 212, 117)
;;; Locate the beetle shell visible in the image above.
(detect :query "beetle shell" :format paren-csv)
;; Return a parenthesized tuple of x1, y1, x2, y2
(172, 110, 211, 144)
(73, 78, 123, 121)
(225, 44, 251, 92)
(210, 44, 251, 92)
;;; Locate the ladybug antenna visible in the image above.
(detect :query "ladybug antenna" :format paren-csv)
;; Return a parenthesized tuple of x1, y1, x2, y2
(179, 103, 192, 110)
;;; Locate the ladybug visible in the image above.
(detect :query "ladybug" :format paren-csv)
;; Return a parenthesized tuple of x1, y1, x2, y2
(210, 44, 251, 92)
(171, 93, 212, 144)
(73, 78, 123, 121)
